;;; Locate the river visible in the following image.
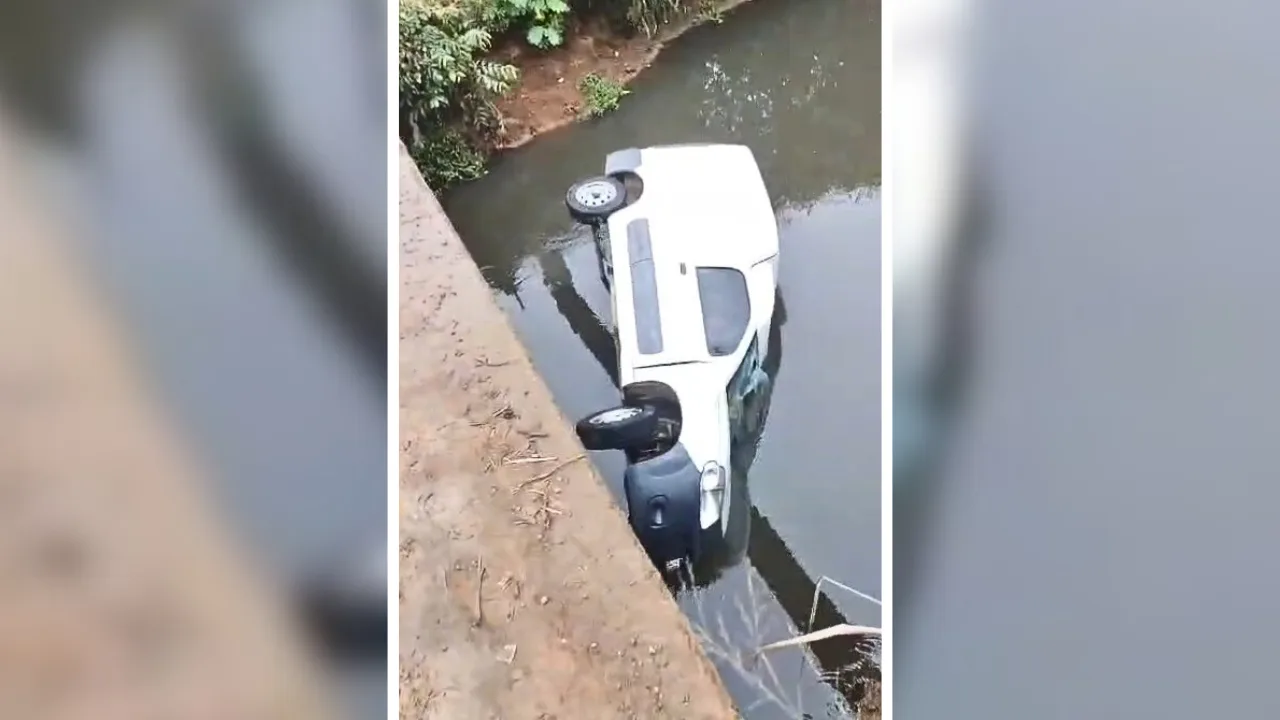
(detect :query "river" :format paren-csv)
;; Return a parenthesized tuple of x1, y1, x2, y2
(443, 0, 881, 715)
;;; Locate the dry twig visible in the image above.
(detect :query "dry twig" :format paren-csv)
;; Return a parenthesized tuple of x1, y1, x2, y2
(513, 454, 585, 492)
(472, 559, 487, 627)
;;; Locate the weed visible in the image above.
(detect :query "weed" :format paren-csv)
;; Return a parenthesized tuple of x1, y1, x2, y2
(679, 566, 882, 719)
(627, 0, 686, 37)
(578, 73, 630, 117)
(696, 0, 725, 24)
(409, 127, 489, 189)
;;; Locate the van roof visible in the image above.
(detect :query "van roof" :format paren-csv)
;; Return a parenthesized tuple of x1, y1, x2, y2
(604, 144, 779, 371)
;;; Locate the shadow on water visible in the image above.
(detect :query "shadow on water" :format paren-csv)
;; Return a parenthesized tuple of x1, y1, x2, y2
(539, 248, 621, 387)
(445, 0, 880, 714)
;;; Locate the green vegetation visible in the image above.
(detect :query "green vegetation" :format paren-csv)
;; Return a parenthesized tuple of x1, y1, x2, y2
(506, 0, 572, 48)
(399, 1, 519, 188)
(578, 73, 629, 117)
(695, 0, 726, 24)
(625, 0, 687, 37)
(400, 0, 724, 189)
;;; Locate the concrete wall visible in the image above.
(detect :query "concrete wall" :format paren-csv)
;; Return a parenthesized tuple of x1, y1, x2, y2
(398, 142, 737, 719)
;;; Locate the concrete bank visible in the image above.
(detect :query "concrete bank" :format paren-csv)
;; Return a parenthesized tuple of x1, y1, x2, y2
(398, 143, 737, 719)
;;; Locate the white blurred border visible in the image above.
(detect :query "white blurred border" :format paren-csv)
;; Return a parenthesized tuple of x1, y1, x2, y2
(886, 0, 974, 717)
(386, 0, 400, 715)
(880, 0, 895, 716)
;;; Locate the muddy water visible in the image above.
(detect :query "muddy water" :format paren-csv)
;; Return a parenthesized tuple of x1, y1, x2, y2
(444, 0, 880, 714)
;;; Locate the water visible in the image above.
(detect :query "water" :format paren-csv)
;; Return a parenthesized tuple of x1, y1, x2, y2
(444, 0, 881, 714)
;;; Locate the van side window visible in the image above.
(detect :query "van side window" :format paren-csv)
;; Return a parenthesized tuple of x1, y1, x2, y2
(726, 335, 761, 431)
(729, 336, 761, 400)
(696, 267, 750, 356)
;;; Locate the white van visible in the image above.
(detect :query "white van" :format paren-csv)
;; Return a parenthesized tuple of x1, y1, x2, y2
(565, 144, 780, 573)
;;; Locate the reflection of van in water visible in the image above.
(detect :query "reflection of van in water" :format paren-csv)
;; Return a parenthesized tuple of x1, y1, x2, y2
(564, 144, 780, 577)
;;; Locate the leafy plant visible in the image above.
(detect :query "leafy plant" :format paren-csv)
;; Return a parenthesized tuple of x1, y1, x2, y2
(695, 0, 724, 24)
(399, 4, 519, 126)
(498, 0, 571, 48)
(578, 72, 629, 117)
(399, 2, 519, 188)
(626, 0, 685, 37)
(410, 126, 490, 188)
(397, 0, 711, 188)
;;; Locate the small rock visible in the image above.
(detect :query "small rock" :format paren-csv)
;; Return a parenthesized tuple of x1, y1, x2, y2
(539, 595, 549, 605)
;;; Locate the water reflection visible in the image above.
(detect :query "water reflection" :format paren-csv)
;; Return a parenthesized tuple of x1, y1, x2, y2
(538, 248, 621, 387)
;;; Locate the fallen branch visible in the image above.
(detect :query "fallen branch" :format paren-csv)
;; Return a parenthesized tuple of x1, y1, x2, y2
(756, 624, 882, 655)
(513, 454, 585, 492)
(472, 559, 487, 628)
(807, 574, 881, 632)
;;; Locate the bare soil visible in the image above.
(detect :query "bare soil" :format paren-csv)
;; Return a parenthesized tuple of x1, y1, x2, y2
(491, 1, 753, 149)
(399, 145, 737, 719)
(490, 18, 659, 149)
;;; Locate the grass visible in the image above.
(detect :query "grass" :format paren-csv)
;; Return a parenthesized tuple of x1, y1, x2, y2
(578, 73, 631, 117)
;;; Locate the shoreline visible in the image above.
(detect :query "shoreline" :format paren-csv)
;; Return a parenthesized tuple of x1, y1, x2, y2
(490, 0, 756, 150)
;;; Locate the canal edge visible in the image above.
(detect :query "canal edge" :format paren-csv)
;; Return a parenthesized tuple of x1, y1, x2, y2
(490, 0, 759, 152)
(398, 142, 738, 718)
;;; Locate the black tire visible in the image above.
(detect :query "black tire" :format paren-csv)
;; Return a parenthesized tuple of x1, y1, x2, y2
(575, 404, 659, 451)
(566, 175, 627, 225)
(622, 381, 682, 426)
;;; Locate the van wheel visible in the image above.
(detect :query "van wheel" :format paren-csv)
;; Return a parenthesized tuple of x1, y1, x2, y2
(576, 404, 658, 451)
(566, 176, 627, 225)
(623, 381, 682, 427)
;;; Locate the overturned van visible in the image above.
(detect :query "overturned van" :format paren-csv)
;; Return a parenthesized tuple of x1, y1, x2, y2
(564, 144, 780, 575)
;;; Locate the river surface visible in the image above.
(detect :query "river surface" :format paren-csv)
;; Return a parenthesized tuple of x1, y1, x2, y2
(444, 0, 881, 714)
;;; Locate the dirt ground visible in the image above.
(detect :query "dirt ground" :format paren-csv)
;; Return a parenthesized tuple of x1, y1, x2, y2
(398, 145, 737, 719)
(491, 0, 754, 149)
